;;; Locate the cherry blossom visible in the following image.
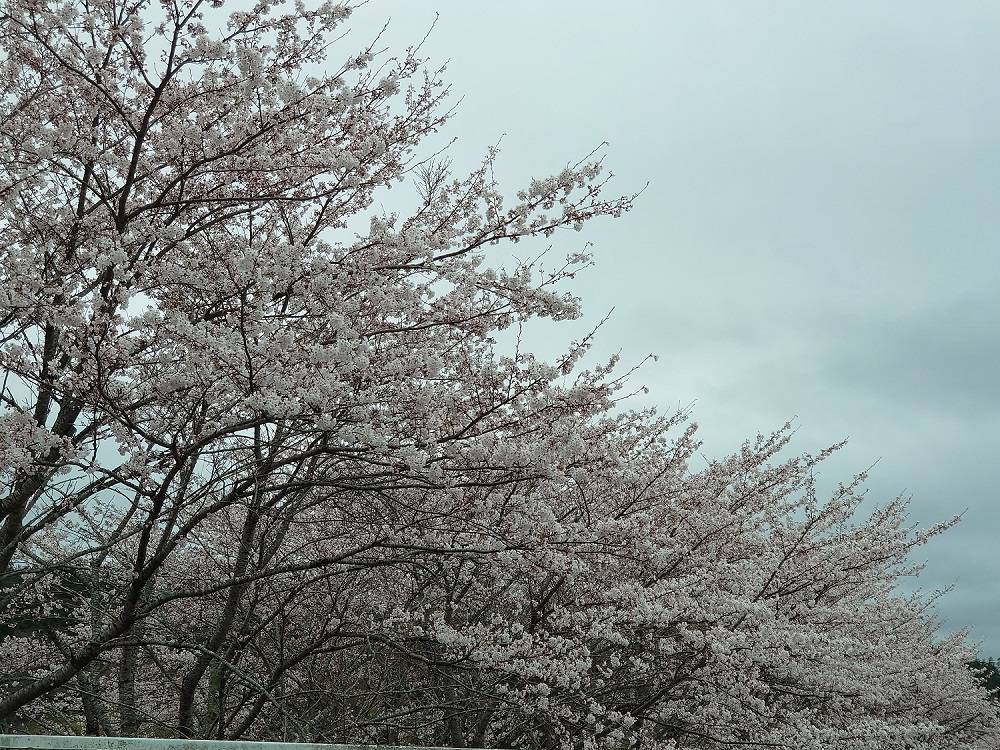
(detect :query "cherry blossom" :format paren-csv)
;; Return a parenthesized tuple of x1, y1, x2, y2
(0, 2, 996, 748)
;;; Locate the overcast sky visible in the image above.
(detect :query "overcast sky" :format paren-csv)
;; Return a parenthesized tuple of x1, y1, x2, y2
(347, 1, 1000, 655)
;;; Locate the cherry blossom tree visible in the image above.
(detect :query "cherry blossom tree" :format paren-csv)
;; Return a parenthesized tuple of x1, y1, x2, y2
(0, 1, 997, 748)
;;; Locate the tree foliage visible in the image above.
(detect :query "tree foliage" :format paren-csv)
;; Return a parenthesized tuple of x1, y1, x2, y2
(0, 1, 997, 748)
(971, 659, 1000, 699)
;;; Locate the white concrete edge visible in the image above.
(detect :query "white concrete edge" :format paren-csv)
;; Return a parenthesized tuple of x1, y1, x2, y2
(0, 737, 501, 750)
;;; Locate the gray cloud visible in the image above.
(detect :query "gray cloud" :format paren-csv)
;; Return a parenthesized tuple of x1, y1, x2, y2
(351, 0, 1000, 653)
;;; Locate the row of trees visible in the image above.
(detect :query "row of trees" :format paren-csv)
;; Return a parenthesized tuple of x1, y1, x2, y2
(0, 1, 997, 748)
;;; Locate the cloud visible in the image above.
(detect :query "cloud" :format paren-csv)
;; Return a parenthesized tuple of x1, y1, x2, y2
(354, 0, 1000, 654)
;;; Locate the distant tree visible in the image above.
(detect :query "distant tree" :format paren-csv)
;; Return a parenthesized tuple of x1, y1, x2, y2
(1, 1, 998, 748)
(971, 659, 1000, 699)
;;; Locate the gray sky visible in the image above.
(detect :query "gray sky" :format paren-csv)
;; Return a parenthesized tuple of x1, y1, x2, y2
(349, 1, 1000, 655)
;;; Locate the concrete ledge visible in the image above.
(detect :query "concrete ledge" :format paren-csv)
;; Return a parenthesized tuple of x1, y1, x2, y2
(0, 737, 492, 750)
